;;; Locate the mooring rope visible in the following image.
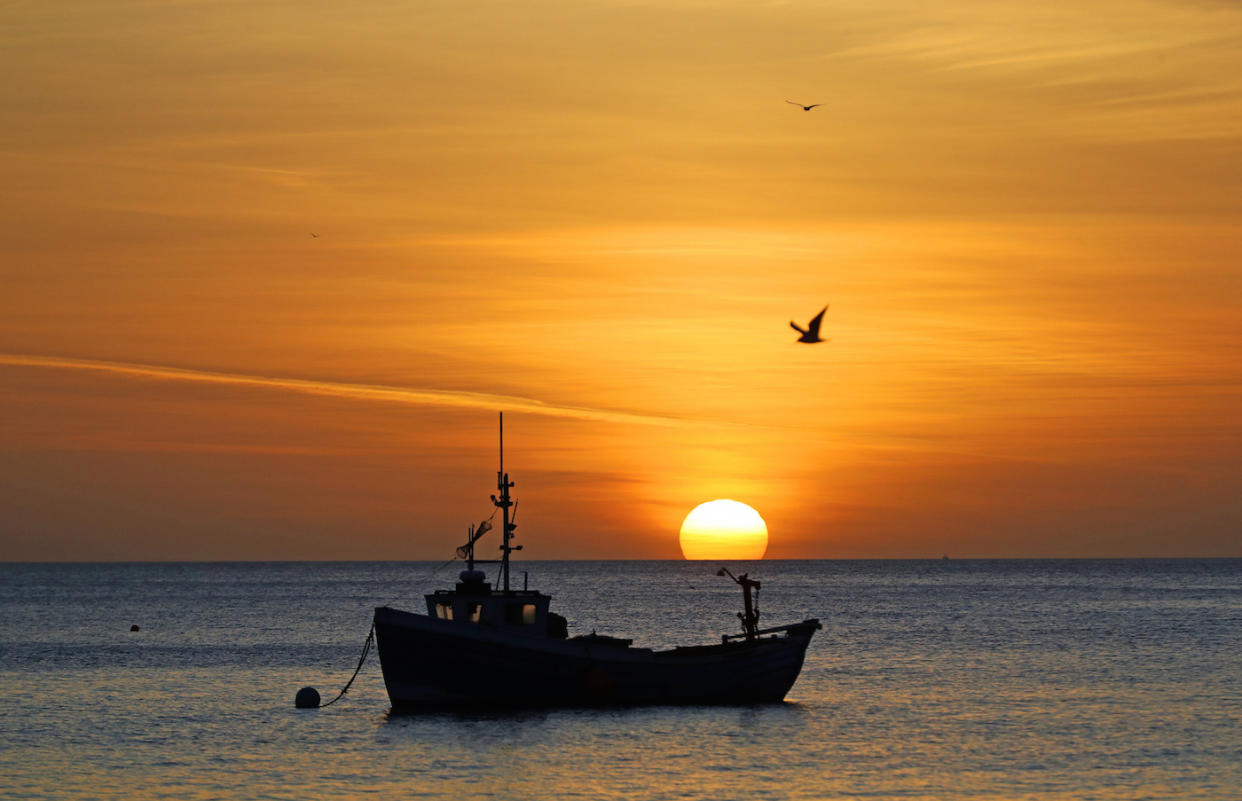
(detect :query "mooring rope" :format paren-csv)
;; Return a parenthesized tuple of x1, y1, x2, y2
(317, 623, 375, 708)
(344, 511, 504, 706)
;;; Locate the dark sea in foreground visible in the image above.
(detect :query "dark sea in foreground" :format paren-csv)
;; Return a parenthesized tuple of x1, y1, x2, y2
(1, 559, 1239, 800)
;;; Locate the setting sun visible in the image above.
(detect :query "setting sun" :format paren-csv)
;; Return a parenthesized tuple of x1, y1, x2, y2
(679, 500, 769, 560)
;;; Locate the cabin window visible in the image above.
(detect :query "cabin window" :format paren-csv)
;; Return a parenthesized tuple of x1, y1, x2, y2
(468, 602, 484, 623)
(504, 603, 538, 625)
(435, 603, 453, 621)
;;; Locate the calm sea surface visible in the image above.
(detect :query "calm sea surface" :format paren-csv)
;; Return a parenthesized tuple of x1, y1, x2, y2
(1, 560, 1239, 800)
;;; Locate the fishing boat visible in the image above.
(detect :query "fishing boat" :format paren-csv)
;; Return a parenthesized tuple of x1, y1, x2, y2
(372, 414, 821, 710)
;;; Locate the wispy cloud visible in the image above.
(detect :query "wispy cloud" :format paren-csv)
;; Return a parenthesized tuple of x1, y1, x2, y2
(0, 353, 683, 427)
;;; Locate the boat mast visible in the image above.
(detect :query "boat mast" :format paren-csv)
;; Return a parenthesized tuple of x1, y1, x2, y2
(493, 412, 518, 591)
(718, 568, 761, 640)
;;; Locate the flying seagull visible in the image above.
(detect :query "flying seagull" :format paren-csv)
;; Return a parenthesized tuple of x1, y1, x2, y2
(310, 233, 319, 238)
(786, 100, 823, 111)
(791, 305, 829, 343)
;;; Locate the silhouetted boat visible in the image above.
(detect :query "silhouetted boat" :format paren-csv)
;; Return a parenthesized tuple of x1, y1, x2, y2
(373, 414, 821, 711)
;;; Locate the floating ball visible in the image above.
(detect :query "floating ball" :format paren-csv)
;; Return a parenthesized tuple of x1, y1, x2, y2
(295, 686, 321, 709)
(130, 624, 140, 632)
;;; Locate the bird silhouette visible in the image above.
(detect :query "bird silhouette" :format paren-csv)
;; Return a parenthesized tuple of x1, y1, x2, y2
(786, 100, 823, 111)
(791, 305, 829, 343)
(310, 233, 318, 238)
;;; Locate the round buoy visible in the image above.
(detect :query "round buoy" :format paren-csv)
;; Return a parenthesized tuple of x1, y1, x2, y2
(130, 624, 140, 632)
(295, 686, 321, 709)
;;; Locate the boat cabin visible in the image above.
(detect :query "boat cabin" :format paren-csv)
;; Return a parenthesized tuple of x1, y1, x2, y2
(425, 413, 569, 639)
(425, 569, 566, 637)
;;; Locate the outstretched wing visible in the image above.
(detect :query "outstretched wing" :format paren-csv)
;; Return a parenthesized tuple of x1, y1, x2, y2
(785, 100, 803, 106)
(805, 103, 823, 110)
(790, 320, 807, 335)
(806, 305, 828, 336)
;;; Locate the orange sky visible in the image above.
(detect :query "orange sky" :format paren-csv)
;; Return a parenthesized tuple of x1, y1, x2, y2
(2, 0, 1241, 560)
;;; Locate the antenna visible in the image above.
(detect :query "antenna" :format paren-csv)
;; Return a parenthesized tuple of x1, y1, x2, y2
(494, 412, 517, 591)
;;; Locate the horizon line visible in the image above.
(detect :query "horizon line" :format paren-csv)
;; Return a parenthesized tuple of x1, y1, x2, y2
(2, 556, 1238, 565)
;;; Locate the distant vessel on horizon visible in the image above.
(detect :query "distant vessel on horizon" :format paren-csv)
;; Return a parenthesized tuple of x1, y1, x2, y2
(372, 413, 821, 710)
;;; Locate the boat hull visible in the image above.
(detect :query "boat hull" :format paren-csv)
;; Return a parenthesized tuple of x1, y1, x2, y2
(373, 606, 820, 711)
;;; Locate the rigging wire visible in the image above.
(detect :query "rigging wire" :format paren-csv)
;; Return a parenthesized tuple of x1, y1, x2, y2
(381, 508, 500, 609)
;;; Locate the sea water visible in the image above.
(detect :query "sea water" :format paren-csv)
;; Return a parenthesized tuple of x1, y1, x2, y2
(1, 560, 1239, 800)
